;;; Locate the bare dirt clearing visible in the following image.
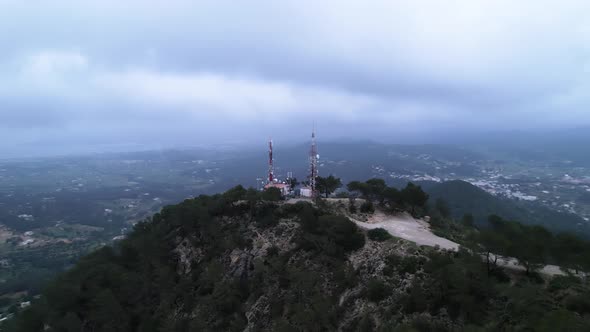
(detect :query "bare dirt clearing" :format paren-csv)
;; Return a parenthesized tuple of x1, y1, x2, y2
(353, 211, 459, 250)
(353, 210, 566, 276)
(284, 199, 568, 276)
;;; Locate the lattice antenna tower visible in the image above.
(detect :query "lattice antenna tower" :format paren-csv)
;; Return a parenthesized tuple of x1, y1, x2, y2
(309, 126, 318, 197)
(268, 138, 274, 183)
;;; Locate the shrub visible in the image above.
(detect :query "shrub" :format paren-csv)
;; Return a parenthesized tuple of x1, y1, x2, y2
(296, 214, 366, 256)
(398, 256, 422, 274)
(565, 293, 590, 314)
(461, 213, 475, 228)
(382, 264, 394, 277)
(366, 279, 390, 302)
(319, 215, 366, 252)
(409, 314, 448, 332)
(223, 185, 247, 202)
(278, 201, 309, 218)
(548, 275, 581, 292)
(348, 199, 357, 214)
(335, 191, 350, 198)
(360, 201, 375, 214)
(355, 314, 375, 332)
(262, 187, 282, 201)
(257, 214, 278, 228)
(267, 246, 279, 257)
(367, 228, 392, 242)
(297, 204, 319, 233)
(489, 267, 510, 283)
(401, 284, 428, 314)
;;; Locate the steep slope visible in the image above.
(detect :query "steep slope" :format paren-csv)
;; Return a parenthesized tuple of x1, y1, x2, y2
(427, 180, 589, 236)
(426, 180, 529, 221)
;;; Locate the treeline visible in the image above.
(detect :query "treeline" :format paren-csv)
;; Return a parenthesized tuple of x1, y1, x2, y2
(347, 178, 429, 215)
(311, 176, 430, 215)
(471, 215, 590, 276)
(425, 197, 590, 277)
(279, 176, 430, 217)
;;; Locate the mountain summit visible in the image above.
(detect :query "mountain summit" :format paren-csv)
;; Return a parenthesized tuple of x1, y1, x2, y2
(7, 186, 590, 331)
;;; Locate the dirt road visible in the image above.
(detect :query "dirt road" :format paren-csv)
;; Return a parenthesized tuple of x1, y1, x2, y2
(353, 211, 566, 276)
(353, 211, 459, 250)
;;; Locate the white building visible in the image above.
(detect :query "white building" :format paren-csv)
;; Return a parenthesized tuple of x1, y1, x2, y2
(300, 187, 313, 198)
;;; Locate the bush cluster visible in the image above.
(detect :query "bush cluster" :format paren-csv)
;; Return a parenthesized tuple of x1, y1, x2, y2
(367, 228, 392, 242)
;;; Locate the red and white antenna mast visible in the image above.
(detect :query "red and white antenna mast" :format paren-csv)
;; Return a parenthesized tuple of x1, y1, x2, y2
(268, 138, 274, 183)
(309, 126, 318, 197)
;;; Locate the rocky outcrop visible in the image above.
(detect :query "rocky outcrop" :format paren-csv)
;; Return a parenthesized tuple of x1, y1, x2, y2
(173, 237, 204, 275)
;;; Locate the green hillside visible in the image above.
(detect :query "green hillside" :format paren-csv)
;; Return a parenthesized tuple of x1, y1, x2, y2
(427, 180, 589, 236)
(5, 186, 590, 331)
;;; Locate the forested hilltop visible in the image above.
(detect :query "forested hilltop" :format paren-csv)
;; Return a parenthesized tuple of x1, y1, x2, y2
(5, 183, 590, 332)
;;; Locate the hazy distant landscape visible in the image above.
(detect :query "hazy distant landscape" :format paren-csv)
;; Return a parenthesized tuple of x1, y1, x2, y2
(4, 1, 590, 329)
(3, 139, 589, 240)
(1, 136, 589, 317)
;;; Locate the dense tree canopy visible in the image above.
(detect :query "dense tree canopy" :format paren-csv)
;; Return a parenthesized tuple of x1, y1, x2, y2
(347, 179, 429, 216)
(262, 187, 282, 201)
(315, 175, 342, 198)
(286, 177, 298, 191)
(400, 182, 429, 215)
(471, 215, 590, 276)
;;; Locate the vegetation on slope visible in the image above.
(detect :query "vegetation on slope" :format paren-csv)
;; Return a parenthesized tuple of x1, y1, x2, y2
(347, 178, 429, 216)
(5, 184, 590, 331)
(426, 180, 588, 236)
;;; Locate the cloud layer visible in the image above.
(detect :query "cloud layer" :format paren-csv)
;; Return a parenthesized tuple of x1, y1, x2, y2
(1, 0, 590, 155)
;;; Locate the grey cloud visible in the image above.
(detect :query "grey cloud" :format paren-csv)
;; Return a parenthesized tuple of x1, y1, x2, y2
(0, 97, 72, 128)
(1, 0, 590, 157)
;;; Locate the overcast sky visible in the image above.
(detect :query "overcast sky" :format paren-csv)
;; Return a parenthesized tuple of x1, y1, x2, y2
(1, 0, 590, 156)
